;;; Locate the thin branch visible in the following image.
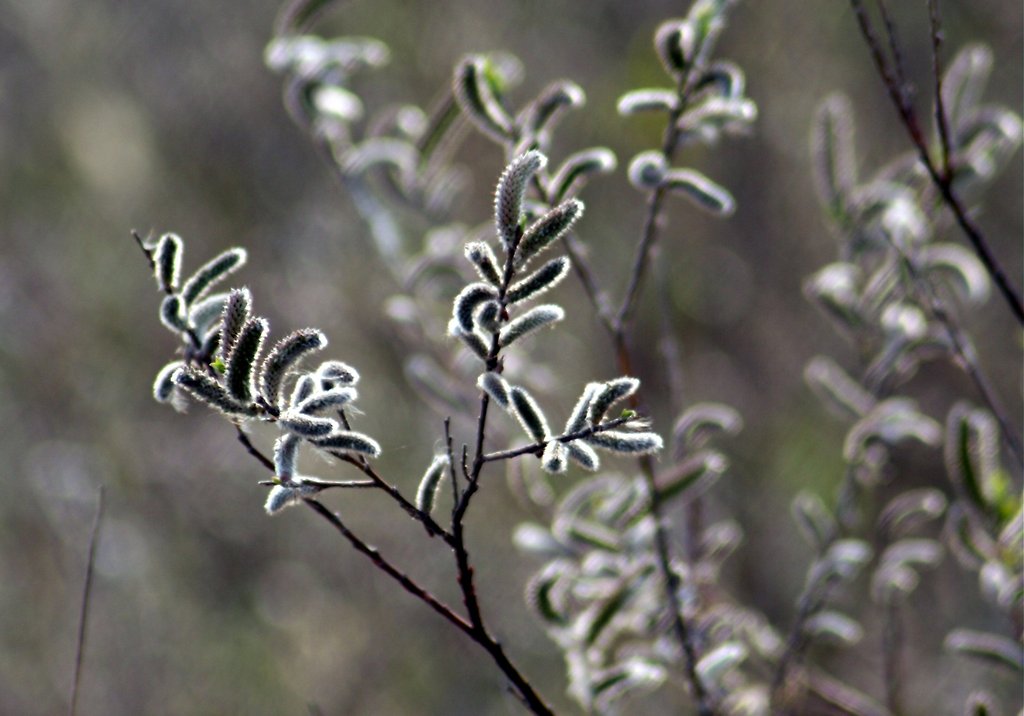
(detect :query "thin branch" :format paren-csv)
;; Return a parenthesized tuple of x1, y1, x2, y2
(771, 567, 833, 705)
(258, 477, 378, 489)
(849, 0, 1024, 323)
(642, 460, 714, 716)
(326, 448, 455, 543)
(927, 0, 954, 180)
(442, 217, 557, 716)
(615, 178, 674, 332)
(480, 415, 633, 462)
(876, 0, 911, 113)
(562, 232, 615, 331)
(928, 177, 1024, 323)
(886, 241, 1024, 466)
(234, 409, 548, 712)
(806, 668, 890, 716)
(132, 229, 154, 269)
(606, 69, 715, 715)
(526, 173, 615, 333)
(882, 600, 903, 715)
(68, 485, 104, 716)
(444, 417, 461, 506)
(334, 409, 454, 541)
(303, 499, 474, 635)
(236, 427, 275, 471)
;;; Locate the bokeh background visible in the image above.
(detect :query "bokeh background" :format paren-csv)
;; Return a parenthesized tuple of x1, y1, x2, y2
(1, 0, 1020, 714)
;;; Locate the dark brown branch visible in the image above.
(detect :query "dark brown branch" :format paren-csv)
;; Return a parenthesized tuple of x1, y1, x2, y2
(771, 567, 832, 706)
(327, 449, 455, 543)
(881, 600, 904, 715)
(68, 485, 104, 716)
(236, 427, 276, 472)
(806, 668, 889, 716)
(885, 241, 1024, 466)
(303, 499, 474, 634)
(234, 413, 548, 712)
(849, 0, 1024, 323)
(258, 477, 378, 489)
(441, 220, 557, 716)
(927, 0, 954, 180)
(607, 70, 716, 716)
(480, 415, 632, 462)
(444, 418, 461, 507)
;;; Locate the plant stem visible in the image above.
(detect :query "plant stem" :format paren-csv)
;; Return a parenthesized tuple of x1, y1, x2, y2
(607, 78, 715, 715)
(304, 498, 471, 633)
(848, 0, 1024, 324)
(887, 243, 1024, 467)
(441, 222, 556, 715)
(480, 416, 631, 462)
(68, 486, 104, 716)
(882, 600, 903, 715)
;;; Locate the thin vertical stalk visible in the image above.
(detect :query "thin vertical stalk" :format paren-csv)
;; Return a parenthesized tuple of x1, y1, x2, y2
(68, 486, 104, 716)
(848, 0, 1024, 323)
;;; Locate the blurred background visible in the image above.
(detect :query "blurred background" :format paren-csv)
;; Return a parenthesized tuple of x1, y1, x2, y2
(0, 0, 1020, 714)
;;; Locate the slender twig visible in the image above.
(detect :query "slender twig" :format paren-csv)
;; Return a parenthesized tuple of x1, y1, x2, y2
(771, 466, 858, 706)
(881, 600, 903, 715)
(562, 232, 615, 330)
(885, 240, 1024, 466)
(770, 567, 832, 705)
(615, 164, 676, 332)
(806, 668, 890, 716)
(234, 411, 548, 712)
(303, 499, 473, 634)
(444, 417, 461, 506)
(480, 415, 633, 462)
(236, 427, 275, 471)
(441, 216, 557, 716)
(643, 461, 713, 716)
(258, 477, 378, 489)
(927, 0, 954, 180)
(606, 70, 715, 716)
(327, 448, 454, 542)
(132, 229, 154, 268)
(68, 485, 104, 716)
(876, 0, 910, 110)
(849, 0, 1024, 323)
(237, 422, 455, 542)
(527, 174, 615, 333)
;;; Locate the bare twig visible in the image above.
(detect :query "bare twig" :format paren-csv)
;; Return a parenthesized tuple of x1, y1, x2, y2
(927, 0, 954, 180)
(303, 499, 473, 634)
(882, 600, 903, 715)
(480, 415, 632, 462)
(885, 241, 1024, 466)
(848, 0, 1024, 323)
(771, 565, 833, 706)
(258, 477, 378, 489)
(236, 427, 275, 471)
(231, 378, 549, 713)
(608, 69, 716, 716)
(527, 174, 615, 333)
(806, 668, 890, 716)
(444, 417, 461, 506)
(68, 485, 104, 716)
(327, 448, 454, 542)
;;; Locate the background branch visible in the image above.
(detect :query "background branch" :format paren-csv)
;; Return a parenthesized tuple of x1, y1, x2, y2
(67, 485, 104, 716)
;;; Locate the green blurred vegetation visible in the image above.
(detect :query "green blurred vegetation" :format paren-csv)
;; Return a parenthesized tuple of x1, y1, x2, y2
(0, 1, 1019, 714)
